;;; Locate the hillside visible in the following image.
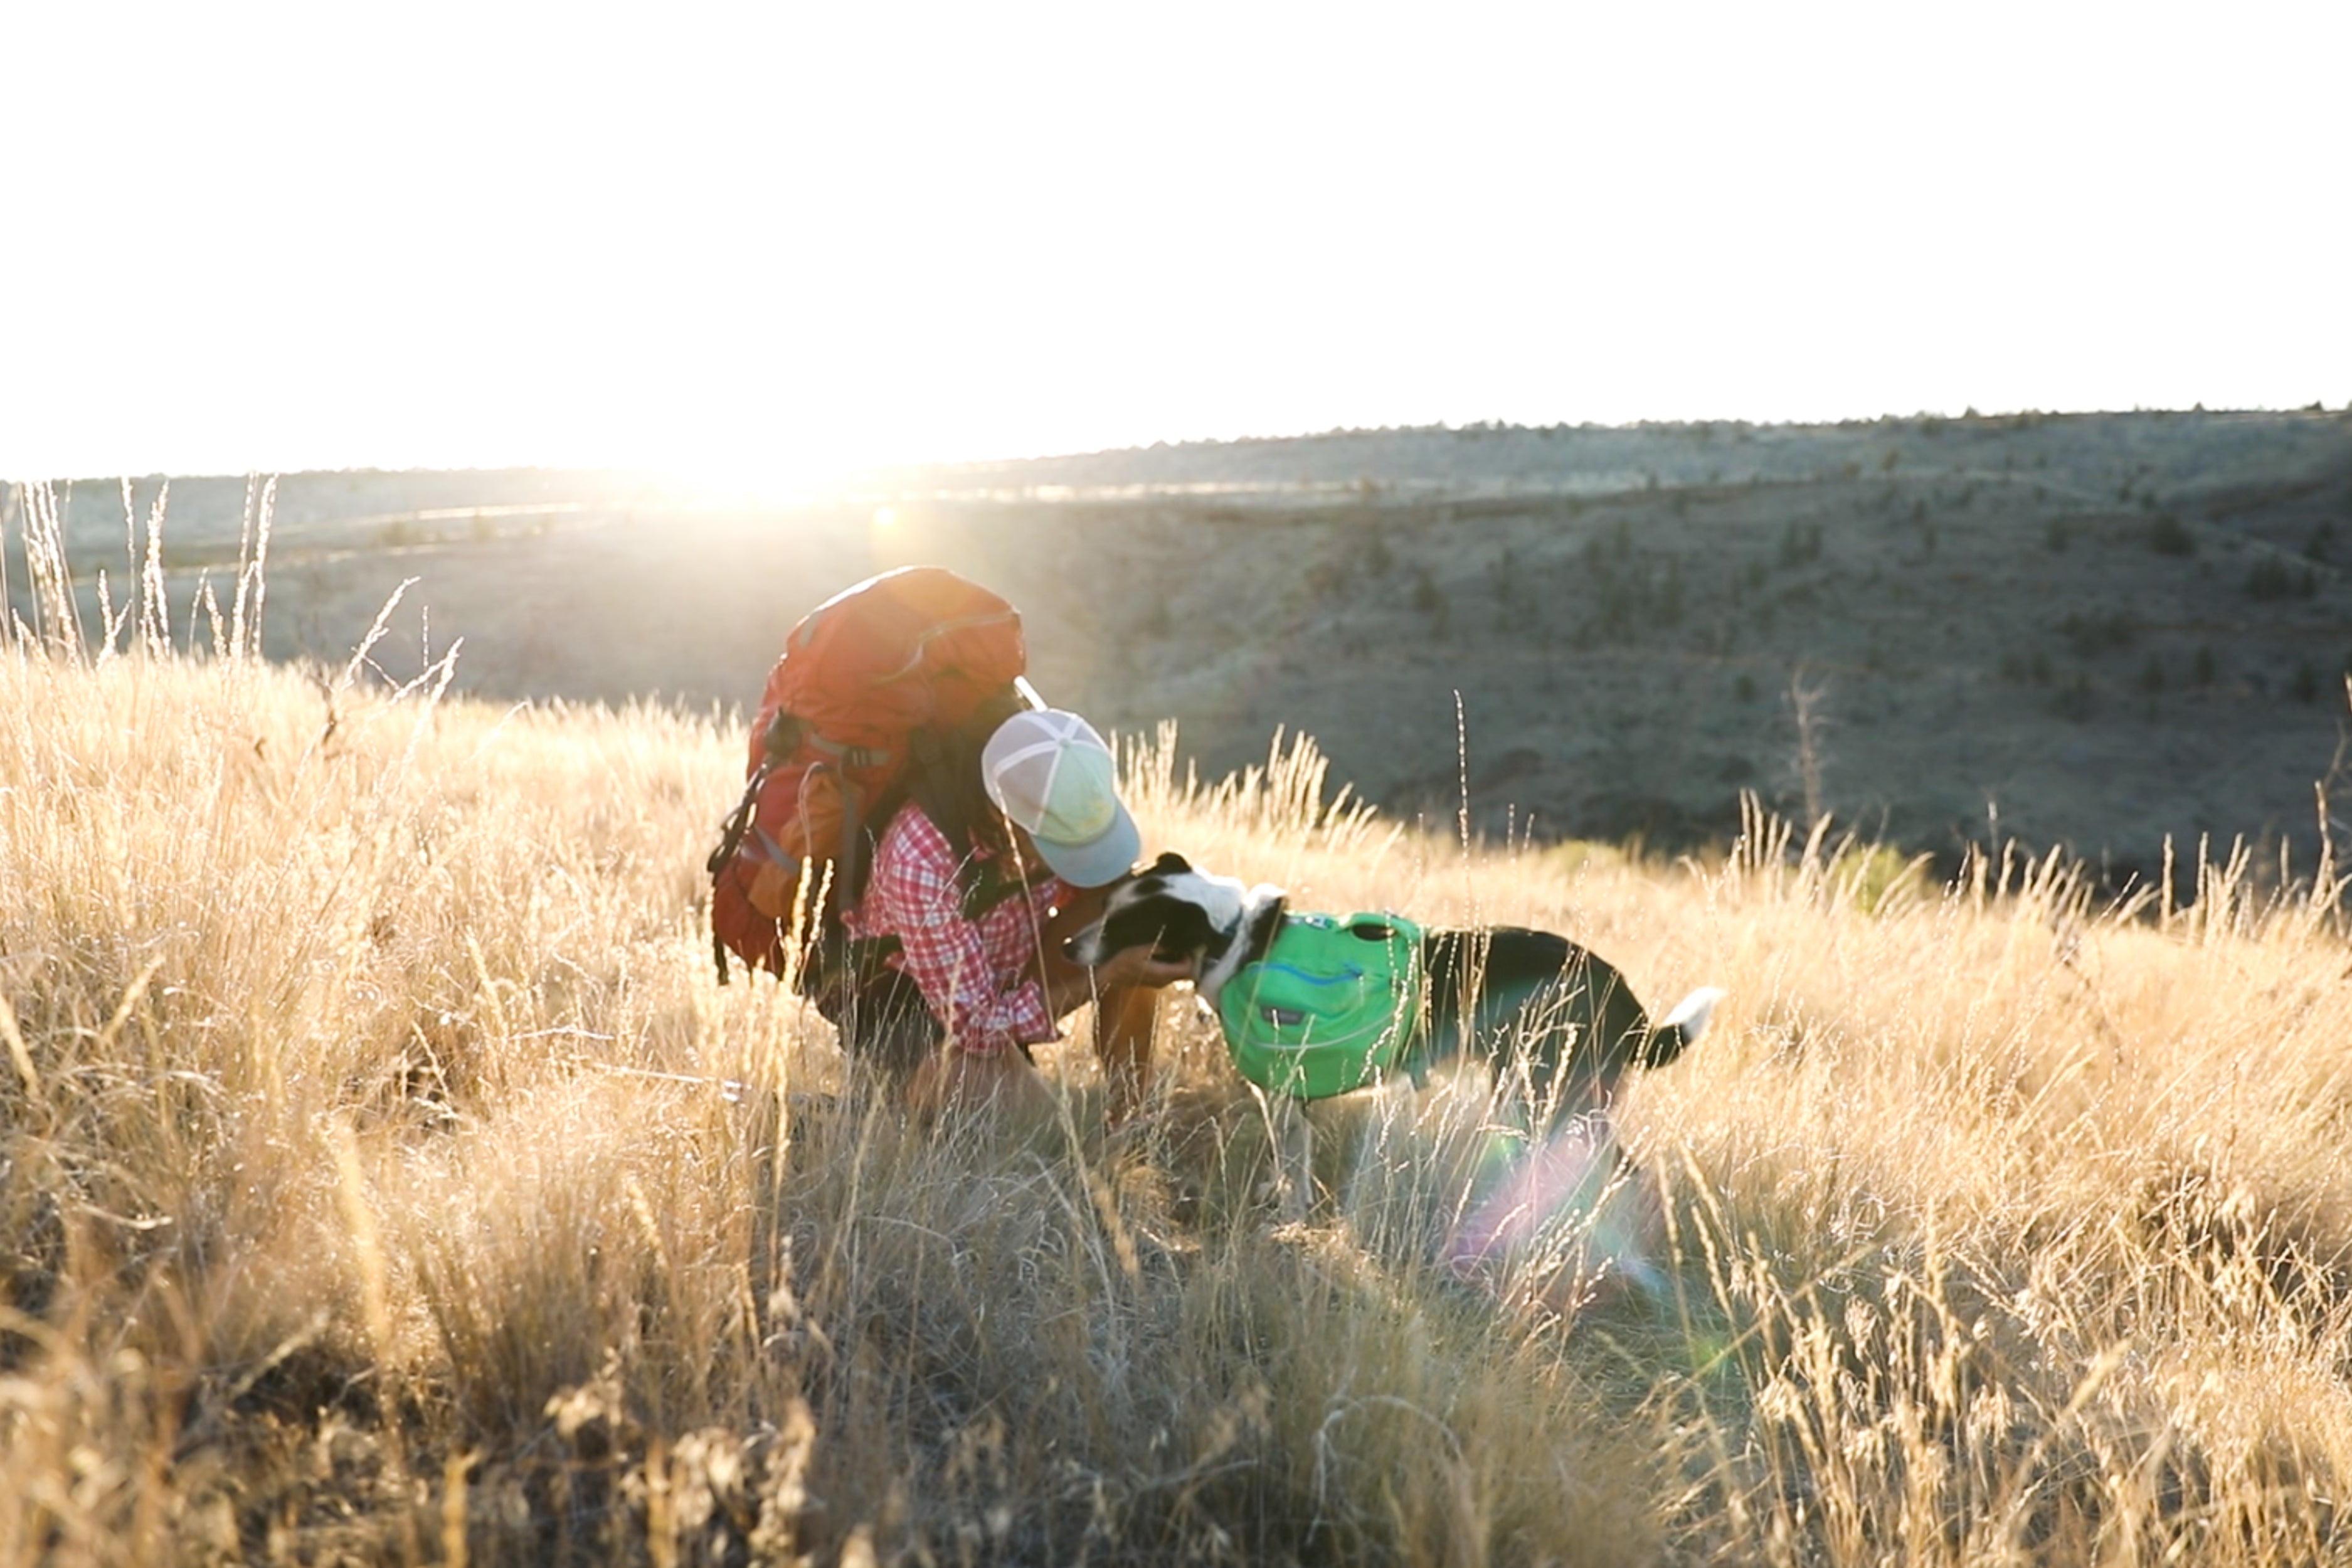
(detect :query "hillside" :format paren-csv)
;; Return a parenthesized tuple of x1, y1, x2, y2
(11, 408, 2351, 881)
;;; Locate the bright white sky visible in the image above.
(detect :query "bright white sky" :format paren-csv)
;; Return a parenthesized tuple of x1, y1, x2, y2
(4, 1, 2346, 487)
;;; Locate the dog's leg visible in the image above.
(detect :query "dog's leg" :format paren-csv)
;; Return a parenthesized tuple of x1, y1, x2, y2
(1274, 1097, 1314, 1224)
(1251, 1089, 1315, 1223)
(1092, 983, 1159, 1127)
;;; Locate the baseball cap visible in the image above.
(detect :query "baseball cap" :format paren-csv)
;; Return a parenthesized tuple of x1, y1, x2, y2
(981, 709, 1142, 887)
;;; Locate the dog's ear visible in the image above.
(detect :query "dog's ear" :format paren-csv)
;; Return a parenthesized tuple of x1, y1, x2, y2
(1150, 850, 1191, 874)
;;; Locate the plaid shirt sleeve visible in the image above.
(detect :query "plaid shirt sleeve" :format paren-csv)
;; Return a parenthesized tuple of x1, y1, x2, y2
(856, 809, 1059, 1057)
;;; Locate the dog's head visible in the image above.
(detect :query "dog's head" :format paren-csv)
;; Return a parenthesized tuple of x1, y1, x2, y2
(1063, 852, 1283, 1004)
(1062, 852, 1234, 967)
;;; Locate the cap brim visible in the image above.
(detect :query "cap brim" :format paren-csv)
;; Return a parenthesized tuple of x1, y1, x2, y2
(1029, 802, 1142, 889)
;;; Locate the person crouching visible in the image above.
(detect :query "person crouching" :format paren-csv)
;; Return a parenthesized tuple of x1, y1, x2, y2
(827, 702, 1191, 1123)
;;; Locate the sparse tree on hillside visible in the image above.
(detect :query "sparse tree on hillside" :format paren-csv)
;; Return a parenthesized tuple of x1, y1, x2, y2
(1784, 667, 1831, 833)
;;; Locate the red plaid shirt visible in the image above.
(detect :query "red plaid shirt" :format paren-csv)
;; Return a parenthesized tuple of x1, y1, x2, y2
(845, 806, 1073, 1057)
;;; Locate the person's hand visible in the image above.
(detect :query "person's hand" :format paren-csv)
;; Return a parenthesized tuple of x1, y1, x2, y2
(1088, 944, 1197, 993)
(906, 1046, 1057, 1129)
(1041, 941, 1192, 1017)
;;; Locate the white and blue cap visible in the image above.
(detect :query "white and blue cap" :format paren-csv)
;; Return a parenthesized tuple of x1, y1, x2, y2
(981, 709, 1142, 888)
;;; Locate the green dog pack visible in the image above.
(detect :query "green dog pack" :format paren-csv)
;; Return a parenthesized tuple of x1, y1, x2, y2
(1216, 911, 1426, 1099)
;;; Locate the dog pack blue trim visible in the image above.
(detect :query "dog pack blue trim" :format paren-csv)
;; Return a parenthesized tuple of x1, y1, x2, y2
(1217, 911, 1425, 1099)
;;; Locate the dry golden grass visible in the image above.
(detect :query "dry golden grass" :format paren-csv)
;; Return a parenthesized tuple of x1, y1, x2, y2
(8, 515, 2352, 1563)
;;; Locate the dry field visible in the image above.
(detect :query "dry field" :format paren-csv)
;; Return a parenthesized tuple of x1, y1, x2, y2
(8, 529, 2352, 1564)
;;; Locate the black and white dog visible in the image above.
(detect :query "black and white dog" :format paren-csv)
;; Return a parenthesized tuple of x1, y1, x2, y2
(1067, 852, 1722, 1130)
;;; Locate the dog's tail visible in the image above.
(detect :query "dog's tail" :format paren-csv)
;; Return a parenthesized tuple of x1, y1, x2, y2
(1635, 986, 1725, 1071)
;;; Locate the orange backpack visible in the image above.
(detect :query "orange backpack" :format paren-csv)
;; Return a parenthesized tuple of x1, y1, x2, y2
(706, 567, 1029, 983)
